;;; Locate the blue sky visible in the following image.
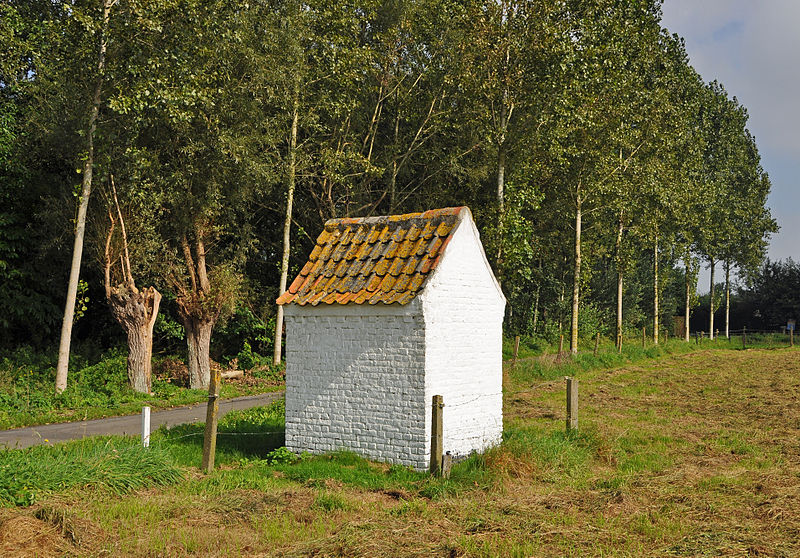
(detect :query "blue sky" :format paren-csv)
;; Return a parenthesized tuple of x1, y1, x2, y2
(660, 0, 799, 291)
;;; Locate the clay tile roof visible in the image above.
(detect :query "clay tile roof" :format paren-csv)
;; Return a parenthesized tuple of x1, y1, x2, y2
(277, 206, 469, 306)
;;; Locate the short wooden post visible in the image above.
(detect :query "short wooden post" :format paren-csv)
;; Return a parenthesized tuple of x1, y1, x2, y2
(201, 367, 222, 474)
(558, 335, 564, 358)
(512, 335, 520, 368)
(430, 395, 444, 475)
(593, 333, 600, 357)
(441, 452, 453, 479)
(742, 326, 747, 349)
(790, 328, 794, 347)
(664, 329, 669, 343)
(642, 326, 646, 348)
(695, 331, 699, 345)
(141, 406, 150, 448)
(715, 329, 719, 341)
(566, 377, 578, 432)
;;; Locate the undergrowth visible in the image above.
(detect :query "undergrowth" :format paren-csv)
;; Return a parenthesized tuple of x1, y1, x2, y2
(0, 347, 280, 429)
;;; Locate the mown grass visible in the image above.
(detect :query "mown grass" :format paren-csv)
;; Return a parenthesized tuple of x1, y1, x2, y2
(2, 345, 800, 556)
(0, 348, 282, 429)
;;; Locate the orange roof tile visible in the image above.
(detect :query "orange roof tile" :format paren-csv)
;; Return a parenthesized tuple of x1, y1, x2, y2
(276, 207, 468, 306)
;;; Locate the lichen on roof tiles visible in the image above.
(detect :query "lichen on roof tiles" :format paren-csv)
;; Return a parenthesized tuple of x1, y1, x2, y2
(276, 206, 468, 306)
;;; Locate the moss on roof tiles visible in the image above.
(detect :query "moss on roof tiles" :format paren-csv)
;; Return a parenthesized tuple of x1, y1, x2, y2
(277, 207, 468, 306)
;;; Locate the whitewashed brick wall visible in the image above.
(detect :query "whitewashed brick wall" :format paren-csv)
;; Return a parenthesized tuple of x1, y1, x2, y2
(283, 210, 505, 471)
(420, 214, 505, 463)
(283, 302, 429, 469)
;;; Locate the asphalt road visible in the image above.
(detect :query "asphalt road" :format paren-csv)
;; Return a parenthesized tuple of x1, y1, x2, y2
(0, 391, 284, 450)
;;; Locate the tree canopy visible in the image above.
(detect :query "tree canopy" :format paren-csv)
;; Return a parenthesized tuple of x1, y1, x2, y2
(0, 0, 778, 381)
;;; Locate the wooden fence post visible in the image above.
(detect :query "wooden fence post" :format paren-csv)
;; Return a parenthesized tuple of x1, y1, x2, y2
(201, 367, 222, 474)
(742, 326, 747, 349)
(442, 451, 453, 479)
(642, 326, 646, 348)
(558, 335, 564, 359)
(593, 333, 600, 357)
(512, 335, 520, 368)
(430, 395, 444, 475)
(566, 377, 578, 432)
(791, 328, 794, 348)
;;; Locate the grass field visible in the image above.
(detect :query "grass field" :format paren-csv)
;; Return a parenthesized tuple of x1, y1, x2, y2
(1, 346, 799, 556)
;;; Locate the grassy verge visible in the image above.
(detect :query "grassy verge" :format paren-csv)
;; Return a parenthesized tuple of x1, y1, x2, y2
(0, 349, 283, 429)
(0, 437, 183, 507)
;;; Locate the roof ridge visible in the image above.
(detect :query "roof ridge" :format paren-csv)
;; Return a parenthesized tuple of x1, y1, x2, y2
(323, 206, 467, 229)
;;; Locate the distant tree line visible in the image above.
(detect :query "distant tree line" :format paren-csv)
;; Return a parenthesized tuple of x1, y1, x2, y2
(690, 259, 800, 334)
(0, 0, 777, 393)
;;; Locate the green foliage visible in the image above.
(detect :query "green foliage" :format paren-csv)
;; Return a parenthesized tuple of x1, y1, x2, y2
(71, 279, 90, 324)
(213, 305, 273, 361)
(0, 0, 778, 366)
(737, 259, 800, 329)
(508, 336, 698, 383)
(263, 446, 300, 466)
(154, 313, 184, 343)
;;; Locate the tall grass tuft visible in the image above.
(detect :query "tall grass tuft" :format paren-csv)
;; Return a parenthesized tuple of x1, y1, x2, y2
(0, 436, 183, 507)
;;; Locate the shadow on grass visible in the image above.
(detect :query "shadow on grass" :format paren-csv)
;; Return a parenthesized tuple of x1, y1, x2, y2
(153, 402, 286, 467)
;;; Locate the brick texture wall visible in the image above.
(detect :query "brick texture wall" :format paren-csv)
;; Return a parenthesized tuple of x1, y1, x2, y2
(284, 302, 429, 469)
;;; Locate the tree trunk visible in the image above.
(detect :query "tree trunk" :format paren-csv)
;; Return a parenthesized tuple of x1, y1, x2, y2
(127, 325, 153, 393)
(107, 286, 161, 393)
(653, 237, 659, 345)
(104, 179, 161, 393)
(532, 287, 541, 335)
(185, 317, 214, 390)
(617, 271, 623, 353)
(389, 89, 400, 213)
(615, 213, 624, 351)
(708, 257, 715, 340)
(273, 82, 299, 365)
(495, 89, 510, 277)
(55, 0, 113, 394)
(495, 141, 506, 276)
(724, 261, 731, 339)
(570, 198, 582, 354)
(684, 254, 691, 342)
(176, 232, 223, 390)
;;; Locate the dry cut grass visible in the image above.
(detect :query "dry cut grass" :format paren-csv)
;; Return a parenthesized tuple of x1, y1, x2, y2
(2, 347, 800, 557)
